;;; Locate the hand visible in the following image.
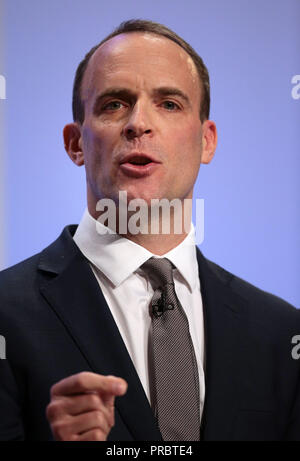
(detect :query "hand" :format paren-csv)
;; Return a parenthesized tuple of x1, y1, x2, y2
(46, 371, 128, 441)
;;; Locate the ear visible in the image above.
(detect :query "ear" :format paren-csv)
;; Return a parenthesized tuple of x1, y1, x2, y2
(200, 120, 217, 164)
(63, 122, 84, 166)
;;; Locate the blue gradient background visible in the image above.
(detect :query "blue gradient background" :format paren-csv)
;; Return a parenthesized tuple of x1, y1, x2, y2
(1, 0, 299, 306)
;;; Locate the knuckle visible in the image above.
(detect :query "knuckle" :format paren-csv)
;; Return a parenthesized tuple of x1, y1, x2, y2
(93, 409, 112, 432)
(95, 410, 105, 426)
(108, 420, 114, 430)
(74, 372, 89, 389)
(50, 382, 58, 397)
(46, 400, 61, 421)
(88, 393, 101, 408)
(91, 429, 106, 441)
(109, 414, 115, 429)
(51, 421, 67, 440)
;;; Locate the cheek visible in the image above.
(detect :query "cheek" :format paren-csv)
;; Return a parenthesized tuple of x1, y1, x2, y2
(174, 122, 202, 165)
(82, 124, 113, 166)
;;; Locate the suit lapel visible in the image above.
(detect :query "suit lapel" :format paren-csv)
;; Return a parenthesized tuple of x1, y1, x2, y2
(38, 225, 161, 441)
(38, 225, 247, 441)
(196, 248, 247, 440)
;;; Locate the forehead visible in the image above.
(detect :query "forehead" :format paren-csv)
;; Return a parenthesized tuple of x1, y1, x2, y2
(81, 32, 201, 105)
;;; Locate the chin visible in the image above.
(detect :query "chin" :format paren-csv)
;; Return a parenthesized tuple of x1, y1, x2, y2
(118, 186, 161, 204)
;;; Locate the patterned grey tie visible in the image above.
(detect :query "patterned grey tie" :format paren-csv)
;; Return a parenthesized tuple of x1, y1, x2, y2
(141, 257, 200, 441)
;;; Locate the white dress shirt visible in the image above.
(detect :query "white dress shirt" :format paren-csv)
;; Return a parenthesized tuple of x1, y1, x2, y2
(73, 208, 206, 420)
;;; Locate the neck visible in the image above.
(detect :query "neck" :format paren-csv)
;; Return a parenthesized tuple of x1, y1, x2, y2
(124, 229, 190, 255)
(88, 195, 193, 255)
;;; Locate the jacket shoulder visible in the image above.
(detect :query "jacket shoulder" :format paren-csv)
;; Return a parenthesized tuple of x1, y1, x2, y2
(0, 252, 41, 290)
(204, 256, 299, 324)
(0, 224, 79, 302)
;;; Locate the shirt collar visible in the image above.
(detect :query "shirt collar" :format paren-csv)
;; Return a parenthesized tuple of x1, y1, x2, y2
(73, 208, 199, 291)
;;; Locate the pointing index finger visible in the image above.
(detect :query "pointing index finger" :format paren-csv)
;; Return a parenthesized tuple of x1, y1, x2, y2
(50, 372, 128, 398)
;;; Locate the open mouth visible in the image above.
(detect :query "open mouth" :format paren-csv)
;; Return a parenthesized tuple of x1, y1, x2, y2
(120, 153, 158, 165)
(126, 156, 153, 166)
(119, 153, 161, 177)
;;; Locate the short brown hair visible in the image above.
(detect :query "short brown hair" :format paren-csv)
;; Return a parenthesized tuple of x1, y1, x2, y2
(72, 19, 210, 123)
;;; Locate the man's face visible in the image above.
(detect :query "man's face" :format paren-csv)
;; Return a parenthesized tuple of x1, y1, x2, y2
(66, 32, 216, 210)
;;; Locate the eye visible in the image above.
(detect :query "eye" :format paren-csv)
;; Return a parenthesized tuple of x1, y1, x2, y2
(161, 100, 180, 111)
(102, 101, 125, 111)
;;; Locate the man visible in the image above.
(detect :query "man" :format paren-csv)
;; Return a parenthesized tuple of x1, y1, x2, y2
(0, 19, 299, 441)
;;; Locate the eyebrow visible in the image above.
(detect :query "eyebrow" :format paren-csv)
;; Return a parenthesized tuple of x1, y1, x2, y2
(93, 86, 191, 112)
(153, 87, 191, 105)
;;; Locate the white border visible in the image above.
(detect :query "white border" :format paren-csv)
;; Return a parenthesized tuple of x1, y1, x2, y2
(0, 0, 6, 270)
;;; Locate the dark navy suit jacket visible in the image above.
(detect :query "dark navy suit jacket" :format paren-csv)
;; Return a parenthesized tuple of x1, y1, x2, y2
(0, 225, 299, 441)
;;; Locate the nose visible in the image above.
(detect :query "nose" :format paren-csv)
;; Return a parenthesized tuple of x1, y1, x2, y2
(122, 102, 153, 140)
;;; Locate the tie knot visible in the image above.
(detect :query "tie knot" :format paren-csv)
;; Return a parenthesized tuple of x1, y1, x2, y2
(141, 257, 174, 288)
